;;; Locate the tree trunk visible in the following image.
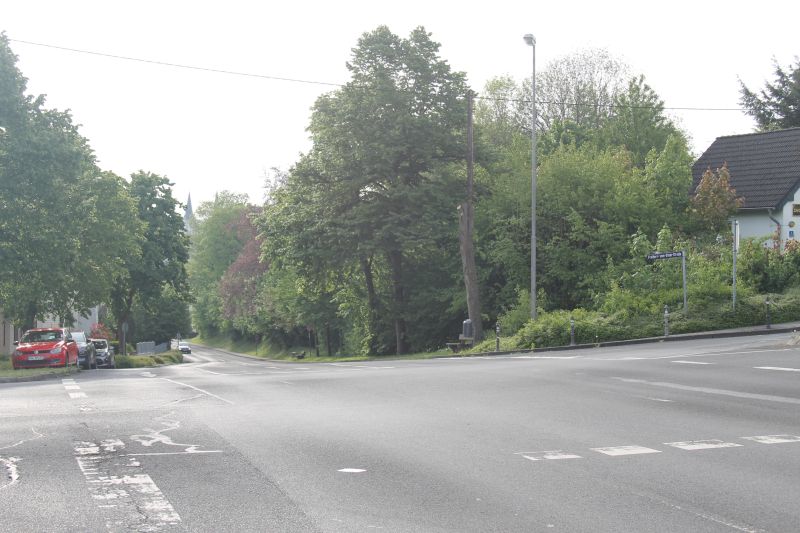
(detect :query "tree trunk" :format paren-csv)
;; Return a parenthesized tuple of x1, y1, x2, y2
(23, 302, 37, 332)
(387, 249, 408, 354)
(360, 255, 380, 354)
(325, 323, 332, 358)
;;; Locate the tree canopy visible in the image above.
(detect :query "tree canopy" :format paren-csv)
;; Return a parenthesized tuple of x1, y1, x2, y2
(740, 57, 800, 130)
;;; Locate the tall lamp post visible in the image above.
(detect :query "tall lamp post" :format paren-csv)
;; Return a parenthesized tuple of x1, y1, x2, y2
(524, 33, 537, 320)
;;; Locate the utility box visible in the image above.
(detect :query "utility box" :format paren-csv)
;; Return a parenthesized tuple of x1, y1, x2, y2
(462, 319, 474, 339)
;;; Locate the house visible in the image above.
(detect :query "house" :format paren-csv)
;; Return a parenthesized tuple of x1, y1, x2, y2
(0, 310, 19, 357)
(692, 128, 800, 244)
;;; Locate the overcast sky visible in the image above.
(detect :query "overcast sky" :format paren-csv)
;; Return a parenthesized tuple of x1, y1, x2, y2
(3, 1, 798, 209)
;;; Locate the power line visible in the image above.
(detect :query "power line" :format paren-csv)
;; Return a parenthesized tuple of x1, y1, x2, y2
(9, 37, 746, 112)
(9, 38, 343, 88)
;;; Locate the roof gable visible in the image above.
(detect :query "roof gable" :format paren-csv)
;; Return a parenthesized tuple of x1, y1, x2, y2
(692, 128, 800, 209)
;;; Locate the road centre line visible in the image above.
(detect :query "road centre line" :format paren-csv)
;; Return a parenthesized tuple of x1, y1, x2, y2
(161, 378, 234, 404)
(741, 435, 800, 444)
(672, 361, 714, 365)
(517, 451, 582, 461)
(591, 445, 661, 456)
(612, 377, 800, 405)
(664, 440, 742, 450)
(755, 366, 800, 372)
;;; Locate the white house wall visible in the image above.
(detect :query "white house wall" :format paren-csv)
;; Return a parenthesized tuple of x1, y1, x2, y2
(0, 310, 16, 356)
(736, 211, 776, 242)
(780, 187, 800, 243)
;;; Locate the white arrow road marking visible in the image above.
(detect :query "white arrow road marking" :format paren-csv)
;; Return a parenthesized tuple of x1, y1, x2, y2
(591, 445, 662, 456)
(664, 440, 742, 451)
(741, 435, 800, 444)
(754, 366, 800, 372)
(130, 413, 222, 454)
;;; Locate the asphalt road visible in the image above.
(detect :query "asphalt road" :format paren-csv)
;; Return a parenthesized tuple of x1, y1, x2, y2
(2, 334, 800, 532)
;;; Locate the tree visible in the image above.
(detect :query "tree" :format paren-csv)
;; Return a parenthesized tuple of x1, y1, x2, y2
(109, 171, 190, 351)
(740, 57, 800, 130)
(187, 192, 251, 337)
(689, 164, 744, 235)
(600, 75, 683, 167)
(260, 26, 469, 355)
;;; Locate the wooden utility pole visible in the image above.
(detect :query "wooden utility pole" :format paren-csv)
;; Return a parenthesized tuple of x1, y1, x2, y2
(459, 91, 482, 341)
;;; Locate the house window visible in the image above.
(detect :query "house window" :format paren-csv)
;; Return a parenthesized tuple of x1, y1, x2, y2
(793, 204, 800, 216)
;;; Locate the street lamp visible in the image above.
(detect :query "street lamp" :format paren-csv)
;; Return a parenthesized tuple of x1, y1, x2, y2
(524, 33, 537, 320)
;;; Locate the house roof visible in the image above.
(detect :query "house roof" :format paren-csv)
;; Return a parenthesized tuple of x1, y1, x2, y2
(691, 127, 800, 210)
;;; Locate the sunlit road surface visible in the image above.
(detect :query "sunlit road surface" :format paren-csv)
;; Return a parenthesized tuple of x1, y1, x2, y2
(2, 334, 800, 532)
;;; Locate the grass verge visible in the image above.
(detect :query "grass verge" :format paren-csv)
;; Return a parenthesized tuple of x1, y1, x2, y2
(0, 356, 78, 379)
(115, 350, 184, 369)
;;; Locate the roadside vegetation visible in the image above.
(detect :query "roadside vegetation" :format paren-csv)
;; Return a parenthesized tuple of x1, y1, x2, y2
(114, 351, 184, 369)
(0, 355, 77, 379)
(2, 30, 799, 362)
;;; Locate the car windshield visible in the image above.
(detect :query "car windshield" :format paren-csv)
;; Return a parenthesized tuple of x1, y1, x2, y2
(21, 330, 62, 343)
(72, 332, 87, 343)
(92, 340, 108, 349)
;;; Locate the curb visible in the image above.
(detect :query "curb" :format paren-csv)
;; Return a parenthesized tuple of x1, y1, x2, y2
(0, 367, 80, 384)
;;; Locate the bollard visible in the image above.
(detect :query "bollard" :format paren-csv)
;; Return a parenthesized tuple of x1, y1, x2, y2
(664, 305, 670, 337)
(495, 323, 501, 352)
(569, 316, 576, 346)
(766, 298, 771, 330)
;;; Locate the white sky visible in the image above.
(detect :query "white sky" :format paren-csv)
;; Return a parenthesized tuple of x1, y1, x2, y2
(3, 1, 798, 208)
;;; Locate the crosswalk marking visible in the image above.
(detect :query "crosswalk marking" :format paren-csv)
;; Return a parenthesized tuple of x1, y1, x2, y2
(591, 445, 661, 456)
(519, 451, 582, 461)
(69, 392, 87, 399)
(664, 440, 742, 451)
(741, 435, 800, 444)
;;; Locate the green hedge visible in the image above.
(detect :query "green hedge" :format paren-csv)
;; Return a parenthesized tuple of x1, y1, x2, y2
(115, 351, 183, 368)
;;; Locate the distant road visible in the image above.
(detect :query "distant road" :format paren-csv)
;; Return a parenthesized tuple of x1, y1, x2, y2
(2, 334, 799, 532)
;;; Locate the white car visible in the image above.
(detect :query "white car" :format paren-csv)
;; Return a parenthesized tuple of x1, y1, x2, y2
(178, 342, 191, 354)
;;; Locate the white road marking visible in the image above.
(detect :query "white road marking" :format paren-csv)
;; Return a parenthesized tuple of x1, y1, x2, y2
(646, 398, 674, 402)
(0, 428, 45, 451)
(0, 457, 20, 490)
(611, 377, 800, 405)
(131, 413, 221, 454)
(64, 385, 81, 390)
(161, 378, 234, 404)
(754, 366, 800, 372)
(664, 439, 742, 451)
(591, 445, 662, 456)
(518, 451, 582, 461)
(124, 451, 223, 457)
(338, 468, 366, 473)
(741, 435, 800, 444)
(75, 441, 181, 529)
(160, 394, 205, 407)
(672, 361, 714, 365)
(69, 392, 87, 399)
(140, 372, 157, 378)
(61, 379, 76, 384)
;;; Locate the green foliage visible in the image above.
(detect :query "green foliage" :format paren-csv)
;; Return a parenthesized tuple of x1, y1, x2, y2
(115, 351, 183, 369)
(688, 165, 744, 236)
(739, 57, 800, 130)
(130, 285, 191, 345)
(738, 238, 800, 293)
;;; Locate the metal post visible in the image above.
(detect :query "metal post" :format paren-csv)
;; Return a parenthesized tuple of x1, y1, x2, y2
(570, 316, 575, 346)
(664, 305, 670, 337)
(732, 220, 738, 311)
(524, 33, 537, 320)
(681, 250, 688, 314)
(495, 323, 500, 352)
(766, 298, 771, 329)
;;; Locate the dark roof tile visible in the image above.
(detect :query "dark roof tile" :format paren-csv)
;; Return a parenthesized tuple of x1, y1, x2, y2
(692, 128, 800, 209)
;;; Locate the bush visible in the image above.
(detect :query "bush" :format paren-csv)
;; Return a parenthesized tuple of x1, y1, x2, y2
(115, 351, 183, 369)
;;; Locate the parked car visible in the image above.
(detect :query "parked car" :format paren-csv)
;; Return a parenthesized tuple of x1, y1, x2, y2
(12, 328, 78, 369)
(72, 331, 96, 370)
(178, 342, 191, 354)
(90, 338, 115, 369)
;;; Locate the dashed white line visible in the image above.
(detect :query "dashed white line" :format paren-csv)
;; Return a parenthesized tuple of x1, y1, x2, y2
(591, 445, 662, 456)
(741, 435, 800, 444)
(69, 392, 88, 399)
(664, 439, 742, 451)
(672, 361, 714, 365)
(754, 366, 800, 372)
(518, 451, 582, 461)
(611, 377, 800, 405)
(338, 468, 366, 473)
(64, 385, 81, 390)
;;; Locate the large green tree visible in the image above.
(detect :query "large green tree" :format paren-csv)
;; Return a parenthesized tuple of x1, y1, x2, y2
(109, 171, 190, 350)
(259, 26, 469, 354)
(740, 57, 800, 130)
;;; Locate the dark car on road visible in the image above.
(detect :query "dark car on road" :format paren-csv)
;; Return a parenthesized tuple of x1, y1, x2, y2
(90, 338, 115, 369)
(72, 331, 96, 369)
(12, 328, 78, 369)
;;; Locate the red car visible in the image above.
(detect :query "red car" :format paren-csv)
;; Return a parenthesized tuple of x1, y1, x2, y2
(12, 328, 78, 369)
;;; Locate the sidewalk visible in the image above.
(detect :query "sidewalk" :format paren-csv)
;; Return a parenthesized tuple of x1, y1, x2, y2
(473, 320, 800, 357)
